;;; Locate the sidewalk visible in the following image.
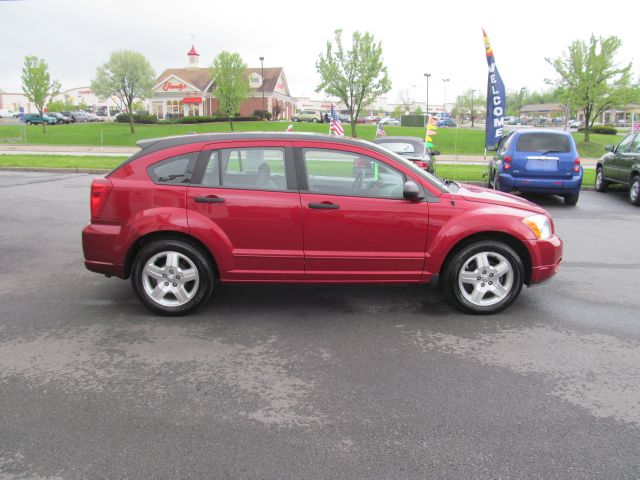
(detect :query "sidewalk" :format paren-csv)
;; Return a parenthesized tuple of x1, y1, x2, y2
(0, 144, 599, 167)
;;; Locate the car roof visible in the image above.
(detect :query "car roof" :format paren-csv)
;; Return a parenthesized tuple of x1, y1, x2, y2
(372, 136, 424, 143)
(514, 128, 572, 136)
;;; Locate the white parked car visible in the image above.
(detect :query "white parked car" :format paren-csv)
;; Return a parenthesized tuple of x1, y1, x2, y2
(0, 109, 17, 118)
(379, 116, 401, 126)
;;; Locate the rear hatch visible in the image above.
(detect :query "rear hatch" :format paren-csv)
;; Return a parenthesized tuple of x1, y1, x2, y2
(511, 132, 576, 179)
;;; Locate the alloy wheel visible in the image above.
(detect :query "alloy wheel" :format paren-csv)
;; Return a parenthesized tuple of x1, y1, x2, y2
(457, 251, 514, 307)
(142, 251, 200, 307)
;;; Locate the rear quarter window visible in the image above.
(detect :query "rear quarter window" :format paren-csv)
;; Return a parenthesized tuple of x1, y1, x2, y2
(516, 133, 571, 153)
(147, 153, 197, 185)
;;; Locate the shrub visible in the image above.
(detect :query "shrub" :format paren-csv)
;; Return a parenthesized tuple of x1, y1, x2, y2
(115, 113, 157, 124)
(577, 125, 617, 135)
(253, 110, 273, 121)
(172, 115, 259, 124)
(401, 114, 426, 127)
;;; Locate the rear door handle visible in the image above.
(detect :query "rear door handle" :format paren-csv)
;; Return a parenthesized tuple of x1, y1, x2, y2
(309, 202, 339, 210)
(195, 195, 225, 204)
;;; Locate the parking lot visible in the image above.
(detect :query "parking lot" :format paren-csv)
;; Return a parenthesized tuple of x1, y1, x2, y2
(1, 171, 639, 478)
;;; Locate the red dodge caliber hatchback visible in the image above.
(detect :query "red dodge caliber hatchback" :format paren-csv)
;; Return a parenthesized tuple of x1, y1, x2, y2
(82, 133, 562, 315)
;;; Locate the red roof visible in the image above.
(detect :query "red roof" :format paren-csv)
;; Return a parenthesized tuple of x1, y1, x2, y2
(187, 45, 199, 56)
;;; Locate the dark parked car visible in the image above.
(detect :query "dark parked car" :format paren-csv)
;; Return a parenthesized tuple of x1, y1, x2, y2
(595, 133, 640, 205)
(82, 132, 562, 316)
(46, 112, 72, 124)
(24, 113, 57, 125)
(489, 129, 583, 205)
(437, 118, 457, 128)
(373, 136, 438, 173)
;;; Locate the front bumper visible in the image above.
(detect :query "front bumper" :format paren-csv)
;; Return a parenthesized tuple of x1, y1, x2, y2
(499, 173, 583, 194)
(527, 234, 563, 284)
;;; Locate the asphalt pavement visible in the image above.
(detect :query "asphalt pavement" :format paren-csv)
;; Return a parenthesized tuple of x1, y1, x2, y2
(0, 171, 639, 479)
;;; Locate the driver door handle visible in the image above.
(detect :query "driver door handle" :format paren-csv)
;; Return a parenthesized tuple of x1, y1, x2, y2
(195, 195, 225, 204)
(309, 202, 339, 210)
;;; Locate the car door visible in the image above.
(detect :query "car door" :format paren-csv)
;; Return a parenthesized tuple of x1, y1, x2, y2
(610, 134, 635, 182)
(617, 134, 639, 184)
(296, 144, 430, 282)
(186, 141, 304, 281)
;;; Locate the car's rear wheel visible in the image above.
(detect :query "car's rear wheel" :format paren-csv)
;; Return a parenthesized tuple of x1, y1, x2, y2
(443, 240, 524, 314)
(292, 117, 299, 122)
(595, 167, 608, 192)
(26, 121, 32, 125)
(629, 176, 640, 206)
(131, 239, 214, 316)
(312, 118, 318, 123)
(564, 192, 580, 206)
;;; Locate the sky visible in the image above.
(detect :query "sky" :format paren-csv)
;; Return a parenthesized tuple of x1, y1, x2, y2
(1, 0, 638, 106)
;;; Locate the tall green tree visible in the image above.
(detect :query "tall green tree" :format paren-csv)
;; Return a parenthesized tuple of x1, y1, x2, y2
(316, 29, 391, 137)
(211, 51, 251, 131)
(546, 35, 639, 142)
(21, 55, 61, 134)
(91, 50, 155, 134)
(451, 88, 485, 123)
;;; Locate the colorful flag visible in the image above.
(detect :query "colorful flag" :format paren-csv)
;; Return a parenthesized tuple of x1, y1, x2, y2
(286, 124, 293, 132)
(329, 105, 344, 136)
(425, 115, 437, 149)
(483, 29, 506, 149)
(632, 113, 639, 132)
(376, 122, 386, 137)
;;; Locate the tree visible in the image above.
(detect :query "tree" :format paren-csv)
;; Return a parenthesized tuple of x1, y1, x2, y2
(21, 55, 61, 134)
(547, 35, 639, 142)
(452, 88, 485, 123)
(398, 88, 413, 113)
(211, 51, 251, 131)
(46, 98, 76, 114)
(414, 106, 423, 115)
(316, 29, 391, 137)
(391, 105, 403, 118)
(91, 50, 155, 134)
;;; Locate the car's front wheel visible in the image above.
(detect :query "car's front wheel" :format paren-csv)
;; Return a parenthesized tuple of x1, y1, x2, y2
(629, 175, 640, 206)
(443, 240, 524, 314)
(595, 167, 608, 192)
(312, 118, 318, 123)
(131, 239, 214, 315)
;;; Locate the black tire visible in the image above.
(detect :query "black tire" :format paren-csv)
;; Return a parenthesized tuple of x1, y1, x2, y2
(443, 240, 524, 315)
(26, 121, 32, 125)
(595, 167, 608, 192)
(292, 117, 299, 122)
(629, 175, 640, 206)
(312, 118, 318, 123)
(131, 239, 214, 316)
(564, 192, 580, 206)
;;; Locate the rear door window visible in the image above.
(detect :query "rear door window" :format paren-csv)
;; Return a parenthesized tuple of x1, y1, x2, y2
(516, 133, 571, 153)
(148, 153, 197, 185)
(220, 148, 288, 191)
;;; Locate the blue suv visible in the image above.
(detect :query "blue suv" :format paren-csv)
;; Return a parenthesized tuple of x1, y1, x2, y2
(489, 129, 583, 205)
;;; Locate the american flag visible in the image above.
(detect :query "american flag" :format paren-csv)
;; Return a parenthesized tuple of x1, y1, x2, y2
(330, 105, 344, 136)
(376, 122, 386, 137)
(286, 124, 293, 132)
(632, 113, 639, 133)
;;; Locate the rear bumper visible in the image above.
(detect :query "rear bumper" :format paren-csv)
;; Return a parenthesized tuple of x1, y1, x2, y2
(82, 223, 127, 278)
(527, 234, 563, 284)
(499, 173, 583, 194)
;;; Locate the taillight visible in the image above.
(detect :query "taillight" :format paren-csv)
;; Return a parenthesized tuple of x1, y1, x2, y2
(574, 158, 581, 173)
(414, 160, 429, 169)
(503, 155, 512, 170)
(90, 179, 113, 219)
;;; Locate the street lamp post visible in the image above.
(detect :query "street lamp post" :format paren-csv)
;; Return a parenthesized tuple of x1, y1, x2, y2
(442, 78, 450, 114)
(424, 73, 431, 117)
(471, 89, 476, 128)
(259, 56, 265, 118)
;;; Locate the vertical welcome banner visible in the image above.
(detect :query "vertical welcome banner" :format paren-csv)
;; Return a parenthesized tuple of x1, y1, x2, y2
(483, 29, 506, 149)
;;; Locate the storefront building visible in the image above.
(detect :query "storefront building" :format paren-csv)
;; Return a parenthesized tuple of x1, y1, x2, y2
(148, 46, 296, 120)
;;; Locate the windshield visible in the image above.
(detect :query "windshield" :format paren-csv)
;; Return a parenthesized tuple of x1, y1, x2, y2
(377, 142, 418, 154)
(378, 147, 448, 191)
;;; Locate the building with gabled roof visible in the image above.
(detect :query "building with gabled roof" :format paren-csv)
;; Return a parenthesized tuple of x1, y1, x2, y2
(148, 45, 296, 120)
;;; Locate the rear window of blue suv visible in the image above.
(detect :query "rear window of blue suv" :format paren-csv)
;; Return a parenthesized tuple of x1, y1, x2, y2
(516, 133, 571, 152)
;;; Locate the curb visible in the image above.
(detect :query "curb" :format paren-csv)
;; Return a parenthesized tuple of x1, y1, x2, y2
(0, 167, 597, 190)
(0, 166, 110, 174)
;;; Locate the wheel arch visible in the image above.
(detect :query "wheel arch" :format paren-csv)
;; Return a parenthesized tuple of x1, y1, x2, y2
(438, 231, 532, 285)
(124, 230, 220, 280)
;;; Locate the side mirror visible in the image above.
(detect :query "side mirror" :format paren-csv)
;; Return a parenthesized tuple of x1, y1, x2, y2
(431, 150, 441, 156)
(604, 144, 614, 152)
(403, 181, 424, 201)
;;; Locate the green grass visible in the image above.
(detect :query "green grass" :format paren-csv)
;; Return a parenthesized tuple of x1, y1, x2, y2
(0, 155, 126, 169)
(0, 121, 618, 158)
(0, 154, 596, 187)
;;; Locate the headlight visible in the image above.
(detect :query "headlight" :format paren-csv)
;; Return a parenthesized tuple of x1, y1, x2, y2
(523, 214, 552, 240)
